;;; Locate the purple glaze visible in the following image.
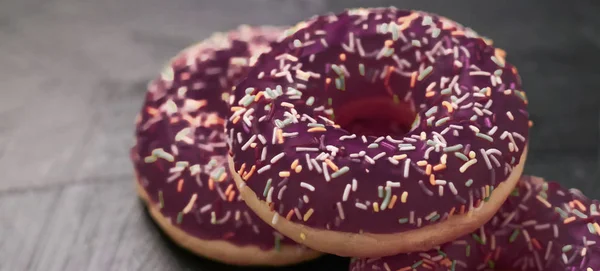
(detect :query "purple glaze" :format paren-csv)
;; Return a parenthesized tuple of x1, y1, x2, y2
(130, 25, 302, 250)
(226, 8, 529, 234)
(349, 176, 600, 271)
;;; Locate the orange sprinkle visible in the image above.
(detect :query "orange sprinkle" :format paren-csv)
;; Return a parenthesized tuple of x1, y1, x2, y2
(325, 159, 339, 171)
(389, 195, 398, 209)
(410, 71, 417, 88)
(177, 179, 183, 192)
(243, 165, 256, 180)
(254, 91, 264, 101)
(237, 163, 246, 176)
(425, 164, 432, 175)
(276, 129, 284, 144)
(425, 91, 436, 98)
(230, 106, 244, 112)
(224, 184, 234, 196)
(416, 160, 428, 166)
(511, 66, 518, 75)
(209, 178, 215, 190)
(528, 120, 534, 127)
(448, 207, 456, 218)
(291, 159, 299, 170)
(531, 238, 542, 250)
(433, 164, 446, 171)
(339, 53, 346, 61)
(232, 115, 241, 124)
(563, 216, 576, 224)
(384, 39, 393, 47)
(279, 171, 291, 177)
(451, 30, 465, 36)
(429, 174, 436, 185)
(397, 267, 412, 271)
(325, 77, 332, 84)
(307, 127, 327, 133)
(573, 199, 587, 211)
(294, 165, 303, 173)
(422, 263, 434, 269)
(442, 101, 454, 112)
(228, 191, 236, 202)
(146, 106, 160, 116)
(286, 209, 295, 221)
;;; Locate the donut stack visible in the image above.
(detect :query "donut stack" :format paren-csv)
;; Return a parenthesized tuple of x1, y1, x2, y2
(131, 8, 599, 271)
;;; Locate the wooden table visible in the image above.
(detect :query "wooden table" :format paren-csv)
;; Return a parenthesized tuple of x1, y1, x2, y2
(1, 0, 598, 270)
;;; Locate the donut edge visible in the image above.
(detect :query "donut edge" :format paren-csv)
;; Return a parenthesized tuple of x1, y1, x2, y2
(229, 146, 528, 258)
(134, 178, 323, 266)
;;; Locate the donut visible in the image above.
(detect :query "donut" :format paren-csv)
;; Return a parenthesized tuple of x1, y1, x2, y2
(226, 8, 530, 257)
(349, 175, 600, 271)
(130, 25, 321, 266)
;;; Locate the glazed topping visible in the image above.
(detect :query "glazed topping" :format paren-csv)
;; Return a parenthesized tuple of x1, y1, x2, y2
(226, 8, 529, 234)
(131, 25, 297, 249)
(349, 176, 600, 271)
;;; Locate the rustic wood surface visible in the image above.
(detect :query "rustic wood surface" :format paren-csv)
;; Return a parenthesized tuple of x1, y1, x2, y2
(0, 0, 598, 270)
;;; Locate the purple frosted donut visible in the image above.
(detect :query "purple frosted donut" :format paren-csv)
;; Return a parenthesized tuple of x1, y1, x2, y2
(349, 175, 600, 271)
(226, 7, 530, 257)
(130, 25, 321, 266)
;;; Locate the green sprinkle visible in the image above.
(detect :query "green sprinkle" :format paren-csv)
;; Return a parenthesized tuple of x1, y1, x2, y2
(161, 66, 174, 81)
(484, 196, 490, 202)
(398, 218, 409, 224)
(426, 140, 436, 146)
(465, 179, 474, 187)
(451, 260, 456, 271)
(158, 190, 164, 208)
(539, 191, 548, 199)
(514, 90, 527, 103)
(511, 188, 520, 197)
(455, 152, 469, 162)
(274, 119, 283, 128)
(466, 245, 471, 257)
(427, 118, 433, 126)
(430, 214, 441, 222)
(393, 94, 400, 104)
(208, 158, 218, 167)
(245, 87, 255, 94)
(411, 40, 422, 47)
(562, 245, 573, 252)
(381, 187, 392, 210)
(437, 249, 447, 257)
(383, 48, 395, 57)
(555, 207, 568, 219)
(378, 186, 384, 198)
(479, 87, 491, 94)
(418, 66, 433, 81)
(263, 178, 272, 197)
(274, 235, 281, 251)
(331, 64, 344, 76)
(432, 28, 441, 38)
(491, 56, 505, 67)
(359, 63, 365, 76)
(328, 97, 333, 106)
(411, 260, 423, 269)
(488, 260, 495, 269)
(211, 166, 225, 181)
(470, 115, 478, 121)
(425, 106, 438, 117)
(509, 229, 520, 243)
(443, 144, 464, 152)
(435, 117, 450, 127)
(422, 16, 433, 26)
(542, 182, 549, 191)
(308, 123, 325, 128)
(335, 77, 345, 90)
(306, 96, 315, 106)
(144, 156, 157, 163)
(592, 204, 598, 214)
(368, 143, 379, 149)
(476, 132, 494, 142)
(331, 166, 349, 178)
(281, 118, 293, 127)
(293, 39, 302, 47)
(176, 212, 183, 224)
(471, 233, 485, 245)
(588, 223, 596, 234)
(573, 209, 588, 219)
(494, 69, 503, 76)
(440, 88, 452, 95)
(241, 95, 255, 106)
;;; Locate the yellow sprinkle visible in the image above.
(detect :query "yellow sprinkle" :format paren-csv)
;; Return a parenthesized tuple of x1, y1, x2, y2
(307, 127, 327, 133)
(433, 164, 446, 171)
(416, 160, 428, 166)
(373, 202, 380, 212)
(300, 232, 306, 240)
(468, 151, 476, 159)
(593, 223, 600, 236)
(536, 195, 552, 208)
(425, 164, 432, 175)
(279, 171, 291, 177)
(564, 216, 576, 224)
(291, 159, 299, 169)
(303, 208, 314, 221)
(183, 193, 198, 214)
(325, 159, 339, 171)
(420, 132, 426, 140)
(393, 154, 407, 160)
(250, 142, 257, 148)
(440, 154, 448, 165)
(295, 165, 303, 173)
(401, 191, 408, 203)
(442, 101, 454, 112)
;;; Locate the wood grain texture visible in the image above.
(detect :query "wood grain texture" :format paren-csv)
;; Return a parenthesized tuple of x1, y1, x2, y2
(0, 0, 598, 270)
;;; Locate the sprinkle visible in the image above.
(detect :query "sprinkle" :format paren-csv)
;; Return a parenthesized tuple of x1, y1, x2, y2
(455, 152, 469, 161)
(509, 229, 520, 243)
(381, 187, 392, 210)
(403, 159, 411, 177)
(563, 217, 576, 224)
(373, 202, 380, 212)
(536, 195, 552, 208)
(459, 159, 477, 173)
(476, 133, 494, 142)
(418, 66, 433, 81)
(355, 202, 368, 210)
(158, 191, 164, 208)
(398, 218, 409, 224)
(279, 171, 290, 177)
(491, 55, 505, 67)
(300, 232, 306, 240)
(176, 212, 183, 224)
(272, 213, 279, 225)
(337, 202, 345, 220)
(270, 152, 285, 164)
(306, 96, 315, 106)
(303, 208, 314, 221)
(359, 63, 365, 76)
(465, 179, 474, 187)
(308, 127, 327, 133)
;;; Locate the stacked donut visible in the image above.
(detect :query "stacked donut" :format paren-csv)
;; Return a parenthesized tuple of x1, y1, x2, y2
(131, 7, 599, 271)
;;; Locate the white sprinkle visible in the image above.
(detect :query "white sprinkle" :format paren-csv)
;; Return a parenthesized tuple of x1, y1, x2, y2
(337, 202, 345, 219)
(343, 184, 351, 201)
(270, 152, 285, 164)
(266, 187, 274, 203)
(241, 134, 256, 151)
(449, 182, 458, 195)
(355, 202, 368, 210)
(480, 149, 492, 169)
(300, 182, 315, 191)
(310, 159, 322, 173)
(352, 179, 358, 191)
(261, 147, 268, 161)
(257, 165, 271, 174)
(271, 213, 279, 225)
(257, 134, 267, 144)
(278, 185, 287, 200)
(323, 162, 331, 182)
(459, 159, 477, 173)
(271, 127, 278, 144)
(403, 159, 411, 178)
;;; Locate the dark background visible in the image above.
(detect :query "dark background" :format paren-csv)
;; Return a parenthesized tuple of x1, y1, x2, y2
(0, 0, 599, 270)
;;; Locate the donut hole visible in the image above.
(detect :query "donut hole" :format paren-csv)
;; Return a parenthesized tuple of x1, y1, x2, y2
(334, 97, 417, 137)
